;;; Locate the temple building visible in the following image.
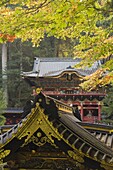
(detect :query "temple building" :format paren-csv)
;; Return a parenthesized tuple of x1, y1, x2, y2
(0, 92, 113, 170)
(23, 57, 105, 123)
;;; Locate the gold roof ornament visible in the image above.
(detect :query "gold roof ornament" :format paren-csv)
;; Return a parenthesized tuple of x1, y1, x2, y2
(36, 88, 42, 94)
(1, 92, 113, 170)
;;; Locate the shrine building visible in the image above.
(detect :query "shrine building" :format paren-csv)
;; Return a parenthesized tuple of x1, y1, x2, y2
(22, 57, 105, 123)
(0, 91, 113, 170)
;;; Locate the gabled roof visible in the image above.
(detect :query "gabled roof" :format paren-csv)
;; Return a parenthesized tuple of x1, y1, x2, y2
(22, 57, 101, 78)
(0, 92, 113, 169)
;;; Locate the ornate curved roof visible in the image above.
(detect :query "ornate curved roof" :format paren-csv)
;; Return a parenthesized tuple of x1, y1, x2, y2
(0, 92, 113, 170)
(22, 57, 101, 78)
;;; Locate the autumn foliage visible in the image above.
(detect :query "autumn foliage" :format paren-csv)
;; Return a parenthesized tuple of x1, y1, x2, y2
(0, 0, 113, 90)
(0, 33, 15, 42)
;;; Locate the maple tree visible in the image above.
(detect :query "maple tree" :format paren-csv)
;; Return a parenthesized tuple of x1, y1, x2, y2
(0, 0, 113, 90)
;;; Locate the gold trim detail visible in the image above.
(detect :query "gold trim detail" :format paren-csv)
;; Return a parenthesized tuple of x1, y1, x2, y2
(68, 150, 84, 163)
(30, 135, 48, 147)
(47, 71, 84, 79)
(17, 102, 61, 147)
(36, 88, 42, 94)
(0, 149, 10, 160)
(101, 164, 113, 170)
(25, 132, 56, 147)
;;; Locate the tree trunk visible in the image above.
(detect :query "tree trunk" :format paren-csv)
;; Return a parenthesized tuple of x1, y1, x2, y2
(2, 43, 8, 106)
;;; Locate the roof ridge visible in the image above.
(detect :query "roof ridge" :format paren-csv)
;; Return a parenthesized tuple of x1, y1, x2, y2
(36, 57, 81, 62)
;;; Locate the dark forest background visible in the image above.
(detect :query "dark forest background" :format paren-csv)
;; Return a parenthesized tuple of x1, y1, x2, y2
(0, 36, 76, 108)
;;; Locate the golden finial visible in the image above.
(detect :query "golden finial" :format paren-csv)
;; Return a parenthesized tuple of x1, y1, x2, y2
(36, 88, 42, 94)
